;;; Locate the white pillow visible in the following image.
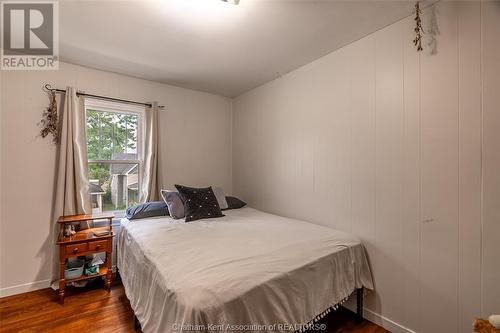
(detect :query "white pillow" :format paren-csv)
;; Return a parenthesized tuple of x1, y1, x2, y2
(212, 186, 228, 210)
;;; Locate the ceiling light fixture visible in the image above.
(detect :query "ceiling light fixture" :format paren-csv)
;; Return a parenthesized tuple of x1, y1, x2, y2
(221, 0, 240, 5)
(160, 0, 243, 28)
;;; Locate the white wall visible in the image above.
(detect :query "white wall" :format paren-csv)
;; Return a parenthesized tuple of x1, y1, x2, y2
(0, 62, 232, 296)
(233, 1, 500, 332)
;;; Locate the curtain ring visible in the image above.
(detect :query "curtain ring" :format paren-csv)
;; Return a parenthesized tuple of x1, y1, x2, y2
(44, 84, 54, 92)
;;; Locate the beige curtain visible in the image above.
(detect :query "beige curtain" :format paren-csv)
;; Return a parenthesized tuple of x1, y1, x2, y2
(140, 101, 159, 202)
(51, 87, 91, 287)
(53, 87, 91, 215)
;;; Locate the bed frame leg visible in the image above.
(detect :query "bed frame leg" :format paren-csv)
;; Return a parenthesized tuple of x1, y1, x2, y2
(134, 315, 141, 331)
(355, 287, 364, 323)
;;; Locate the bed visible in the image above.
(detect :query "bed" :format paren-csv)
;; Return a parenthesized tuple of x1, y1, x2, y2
(117, 207, 374, 333)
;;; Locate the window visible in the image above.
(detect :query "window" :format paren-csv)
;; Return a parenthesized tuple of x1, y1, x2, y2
(85, 99, 144, 215)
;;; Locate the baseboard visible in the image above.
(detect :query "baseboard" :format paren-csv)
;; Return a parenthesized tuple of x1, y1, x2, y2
(0, 279, 51, 298)
(341, 298, 416, 333)
(363, 308, 417, 333)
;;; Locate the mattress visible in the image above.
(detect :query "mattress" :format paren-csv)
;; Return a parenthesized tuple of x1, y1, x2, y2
(117, 207, 373, 333)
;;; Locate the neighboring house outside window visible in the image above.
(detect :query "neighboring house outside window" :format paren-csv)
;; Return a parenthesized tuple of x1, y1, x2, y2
(85, 98, 144, 216)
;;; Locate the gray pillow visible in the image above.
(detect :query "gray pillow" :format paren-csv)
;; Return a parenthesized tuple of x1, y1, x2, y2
(160, 190, 185, 219)
(212, 186, 228, 210)
(126, 201, 169, 220)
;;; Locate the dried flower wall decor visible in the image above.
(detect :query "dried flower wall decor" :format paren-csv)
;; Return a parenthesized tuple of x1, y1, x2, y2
(40, 90, 59, 143)
(413, 1, 424, 52)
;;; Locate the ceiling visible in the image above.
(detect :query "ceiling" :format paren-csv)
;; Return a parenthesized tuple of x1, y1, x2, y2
(59, 0, 427, 97)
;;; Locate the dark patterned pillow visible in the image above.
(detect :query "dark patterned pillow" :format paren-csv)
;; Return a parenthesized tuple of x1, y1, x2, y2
(174, 185, 224, 222)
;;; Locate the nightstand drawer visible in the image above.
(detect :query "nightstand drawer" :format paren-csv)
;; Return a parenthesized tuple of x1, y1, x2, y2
(65, 243, 88, 255)
(88, 240, 108, 252)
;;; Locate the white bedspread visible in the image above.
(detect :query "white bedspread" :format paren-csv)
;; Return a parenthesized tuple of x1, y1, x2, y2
(117, 207, 373, 333)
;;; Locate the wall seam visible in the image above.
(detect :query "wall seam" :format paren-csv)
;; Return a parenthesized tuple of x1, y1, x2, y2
(417, 28, 423, 333)
(457, 7, 461, 331)
(349, 46, 354, 234)
(373, 32, 378, 312)
(230, 98, 234, 194)
(400, 21, 406, 324)
(479, 0, 484, 317)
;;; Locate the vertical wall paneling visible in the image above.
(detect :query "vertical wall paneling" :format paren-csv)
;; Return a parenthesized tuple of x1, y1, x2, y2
(420, 2, 459, 332)
(349, 35, 378, 312)
(349, 34, 377, 306)
(481, 0, 500, 317)
(232, 1, 500, 331)
(402, 14, 421, 333)
(324, 48, 352, 233)
(457, 2, 482, 331)
(374, 21, 405, 325)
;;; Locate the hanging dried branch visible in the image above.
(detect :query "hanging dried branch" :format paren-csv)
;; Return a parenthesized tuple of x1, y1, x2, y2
(413, 1, 424, 52)
(39, 91, 59, 143)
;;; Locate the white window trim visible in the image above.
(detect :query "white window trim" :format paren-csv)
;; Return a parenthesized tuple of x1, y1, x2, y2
(85, 97, 146, 115)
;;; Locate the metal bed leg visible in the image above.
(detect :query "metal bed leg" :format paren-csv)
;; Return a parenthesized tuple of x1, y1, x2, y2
(134, 315, 141, 331)
(355, 287, 364, 323)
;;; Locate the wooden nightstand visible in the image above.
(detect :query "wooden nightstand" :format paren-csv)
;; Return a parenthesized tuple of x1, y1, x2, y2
(57, 212, 115, 304)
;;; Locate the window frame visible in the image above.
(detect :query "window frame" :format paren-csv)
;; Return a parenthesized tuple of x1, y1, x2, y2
(84, 98, 145, 214)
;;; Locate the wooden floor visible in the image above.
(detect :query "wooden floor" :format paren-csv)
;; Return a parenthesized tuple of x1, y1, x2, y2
(0, 279, 388, 333)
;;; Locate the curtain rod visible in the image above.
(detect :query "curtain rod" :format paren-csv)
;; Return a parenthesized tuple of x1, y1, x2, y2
(43, 84, 165, 109)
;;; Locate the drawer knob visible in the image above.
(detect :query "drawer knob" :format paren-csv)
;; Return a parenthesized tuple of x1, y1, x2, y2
(96, 245, 101, 249)
(72, 248, 79, 254)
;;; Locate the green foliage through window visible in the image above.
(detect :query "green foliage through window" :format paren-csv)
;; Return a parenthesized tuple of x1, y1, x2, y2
(86, 109, 138, 161)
